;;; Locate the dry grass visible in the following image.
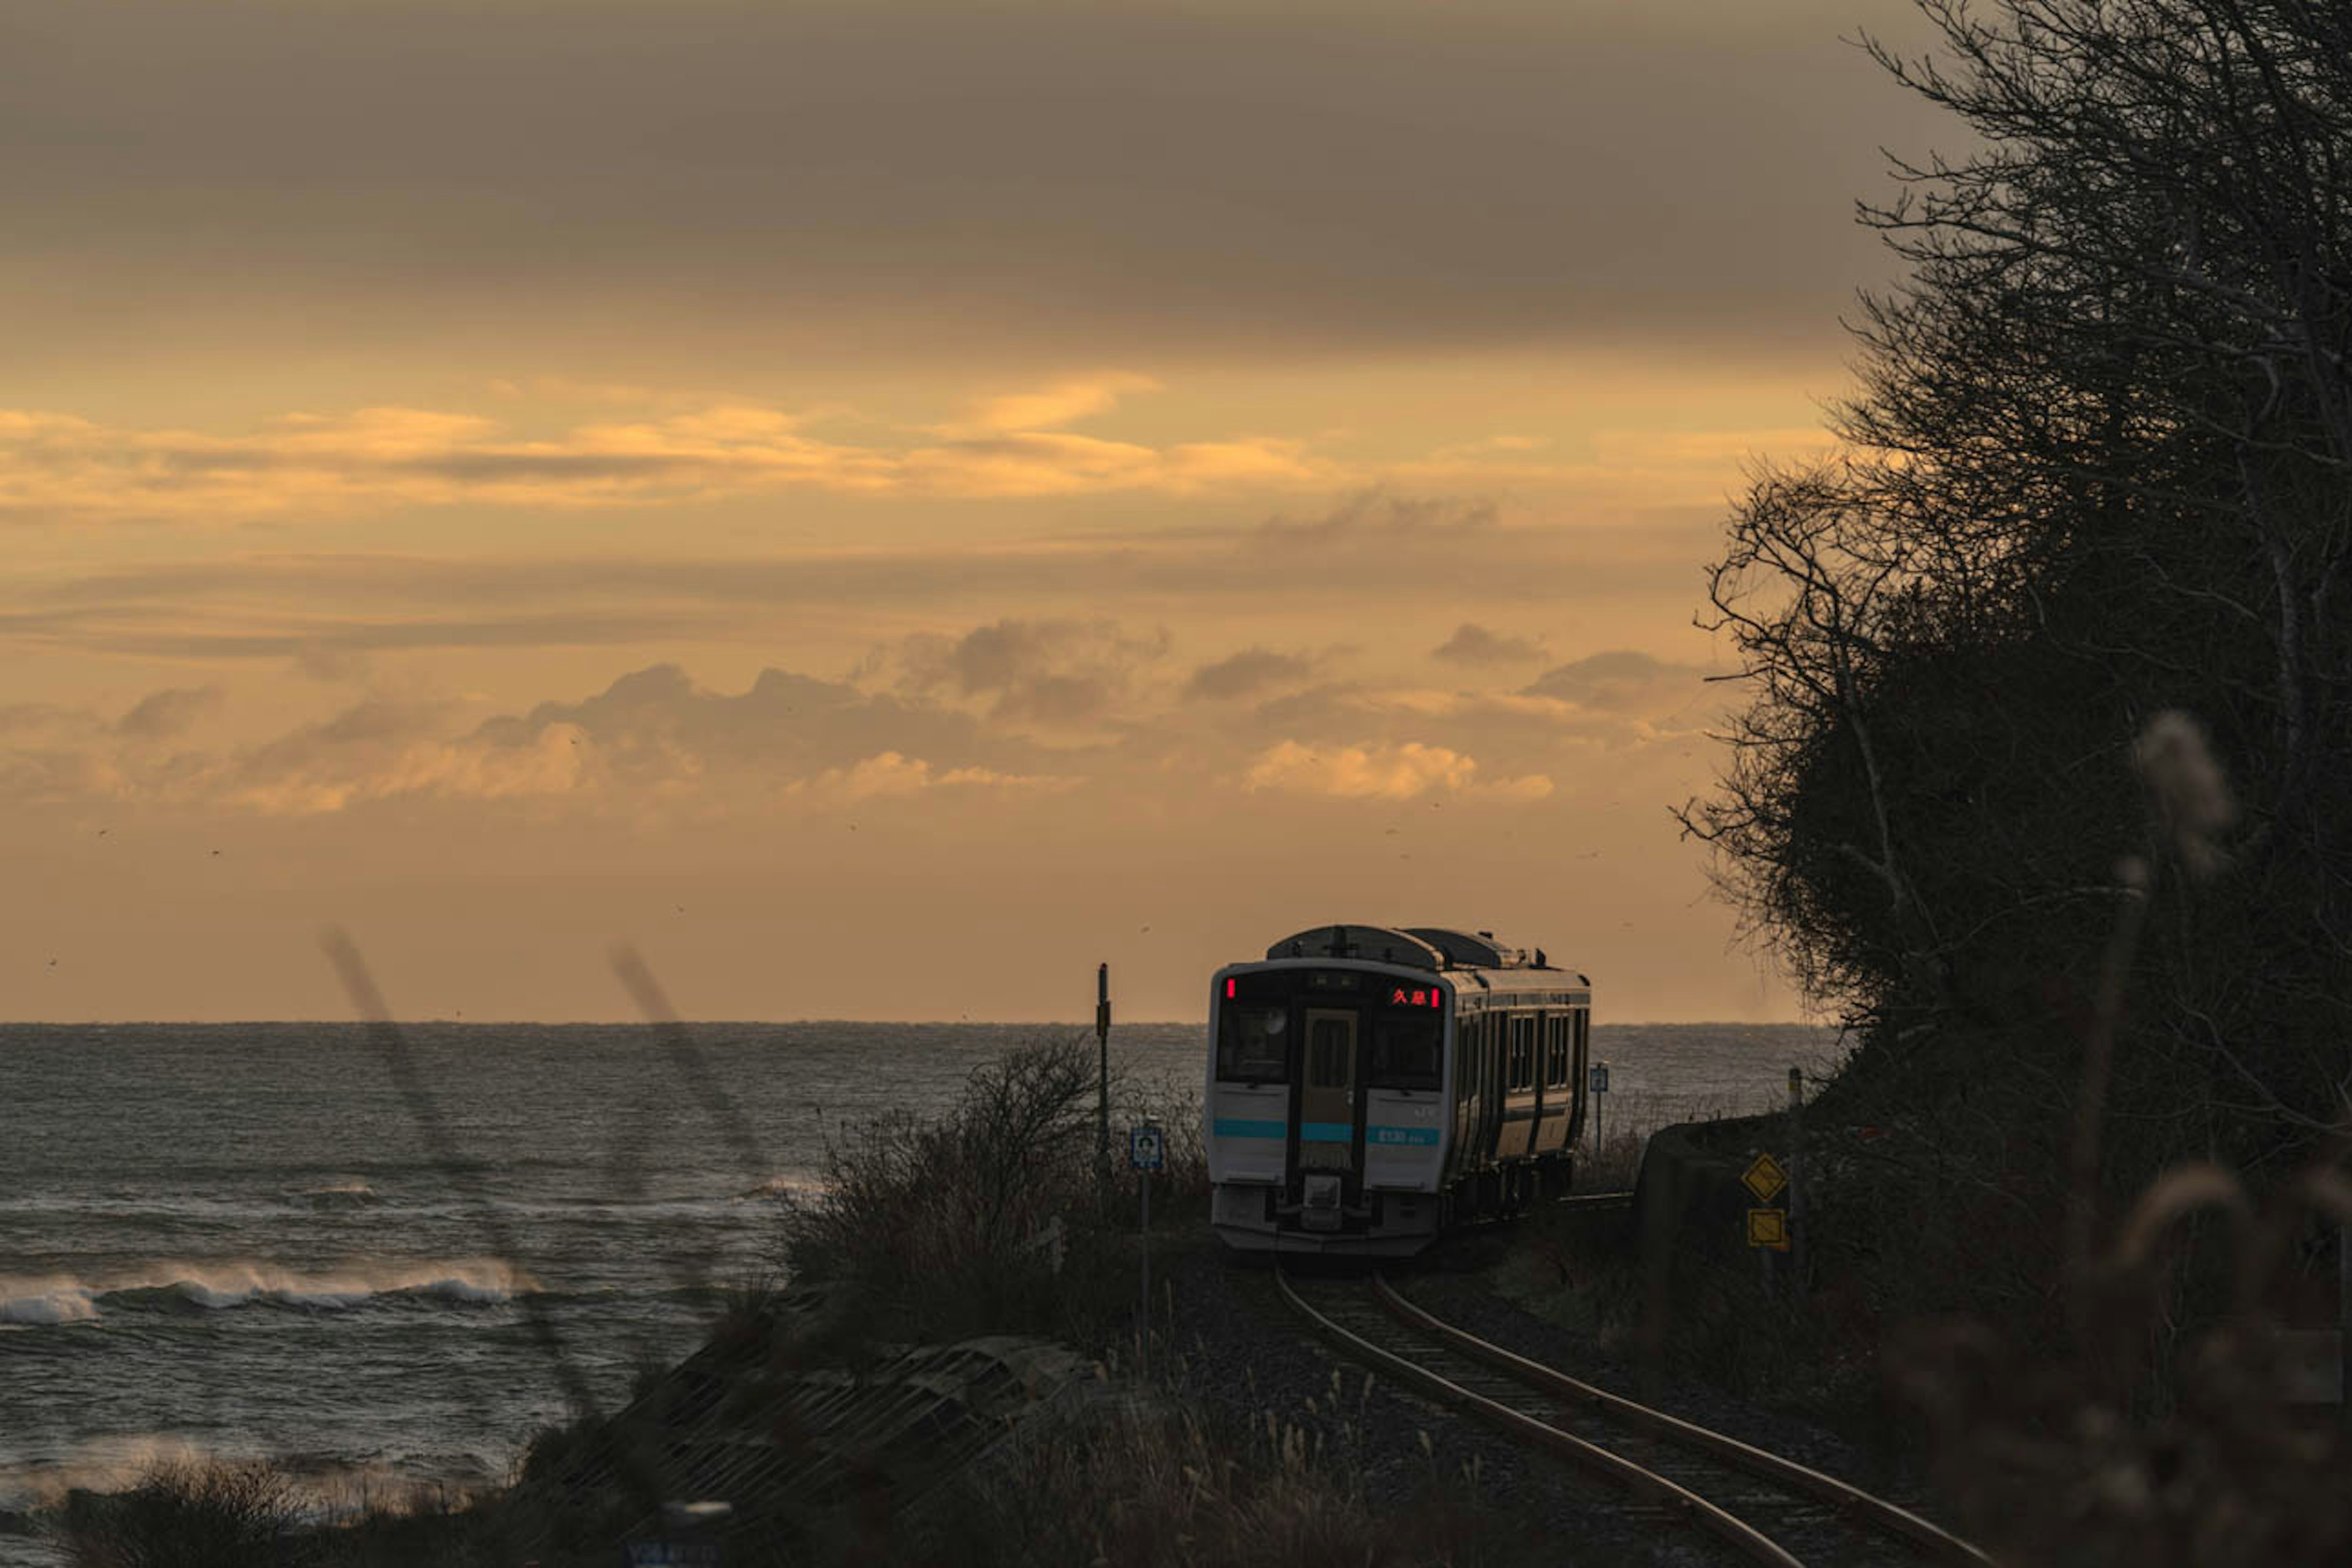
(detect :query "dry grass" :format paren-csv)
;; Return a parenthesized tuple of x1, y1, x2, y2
(913, 1354, 1550, 1568)
(775, 1031, 1207, 1347)
(55, 1459, 307, 1568)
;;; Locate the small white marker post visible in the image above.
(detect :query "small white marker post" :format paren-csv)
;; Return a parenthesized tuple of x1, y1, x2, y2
(1130, 1120, 1164, 1376)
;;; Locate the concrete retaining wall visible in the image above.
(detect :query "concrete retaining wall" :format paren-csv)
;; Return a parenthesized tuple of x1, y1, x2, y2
(1634, 1113, 1798, 1296)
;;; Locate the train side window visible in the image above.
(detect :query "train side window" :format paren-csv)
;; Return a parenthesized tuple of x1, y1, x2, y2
(1507, 1015, 1536, 1092)
(1545, 1016, 1569, 1088)
(1368, 1013, 1442, 1090)
(1216, 1005, 1290, 1082)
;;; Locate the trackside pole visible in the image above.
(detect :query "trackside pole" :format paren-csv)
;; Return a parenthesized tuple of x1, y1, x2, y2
(1787, 1066, 1807, 1297)
(1140, 1153, 1152, 1376)
(1096, 963, 1112, 1207)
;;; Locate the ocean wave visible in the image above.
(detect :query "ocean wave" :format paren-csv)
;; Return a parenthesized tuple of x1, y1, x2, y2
(735, 1174, 823, 1202)
(0, 1436, 507, 1517)
(0, 1434, 210, 1510)
(292, 1180, 380, 1207)
(0, 1282, 99, 1326)
(0, 1261, 538, 1325)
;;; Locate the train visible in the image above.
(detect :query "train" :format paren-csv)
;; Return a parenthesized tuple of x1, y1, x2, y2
(1204, 923, 1591, 1256)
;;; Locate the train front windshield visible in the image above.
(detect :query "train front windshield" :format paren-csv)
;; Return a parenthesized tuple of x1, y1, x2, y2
(1216, 969, 1445, 1089)
(1216, 1004, 1288, 1082)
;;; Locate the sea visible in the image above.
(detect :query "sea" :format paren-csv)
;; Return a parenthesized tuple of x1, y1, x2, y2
(0, 1019, 1839, 1558)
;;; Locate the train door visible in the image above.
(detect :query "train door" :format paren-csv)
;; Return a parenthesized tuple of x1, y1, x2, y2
(1474, 1012, 1501, 1161)
(1501, 1013, 1538, 1158)
(1569, 1008, 1591, 1145)
(1449, 1008, 1475, 1177)
(1298, 1009, 1360, 1172)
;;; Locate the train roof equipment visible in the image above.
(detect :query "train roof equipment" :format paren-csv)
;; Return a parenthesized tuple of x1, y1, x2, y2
(1261, 922, 1574, 975)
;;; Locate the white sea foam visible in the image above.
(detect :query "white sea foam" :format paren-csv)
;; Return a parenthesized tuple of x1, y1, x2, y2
(0, 1435, 502, 1518)
(0, 1261, 540, 1324)
(736, 1173, 824, 1201)
(0, 1433, 211, 1510)
(0, 1280, 100, 1326)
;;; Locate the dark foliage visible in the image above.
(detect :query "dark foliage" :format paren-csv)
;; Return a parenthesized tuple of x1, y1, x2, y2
(775, 1032, 1208, 1347)
(1678, 3, 2352, 1558)
(59, 1460, 306, 1568)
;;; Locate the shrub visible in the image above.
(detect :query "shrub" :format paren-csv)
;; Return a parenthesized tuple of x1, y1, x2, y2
(777, 1033, 1142, 1344)
(59, 1458, 306, 1568)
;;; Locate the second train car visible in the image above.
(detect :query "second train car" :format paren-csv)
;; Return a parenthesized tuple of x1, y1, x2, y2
(1205, 923, 1591, 1256)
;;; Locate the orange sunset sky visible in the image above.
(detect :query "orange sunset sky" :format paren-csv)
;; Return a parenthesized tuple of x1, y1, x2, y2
(4, 1, 1951, 1023)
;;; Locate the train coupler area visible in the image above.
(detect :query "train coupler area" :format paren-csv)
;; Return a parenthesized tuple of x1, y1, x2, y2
(1298, 1172, 1345, 1232)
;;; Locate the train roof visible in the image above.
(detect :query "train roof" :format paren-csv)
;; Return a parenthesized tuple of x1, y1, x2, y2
(1259, 923, 1585, 984)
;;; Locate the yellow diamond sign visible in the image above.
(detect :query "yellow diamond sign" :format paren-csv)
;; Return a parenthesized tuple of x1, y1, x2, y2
(1747, 1208, 1792, 1250)
(1741, 1153, 1788, 1204)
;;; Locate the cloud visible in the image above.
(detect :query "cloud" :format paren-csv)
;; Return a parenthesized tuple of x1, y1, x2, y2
(232, 714, 591, 816)
(216, 697, 584, 816)
(1242, 739, 1550, 802)
(1431, 624, 1544, 665)
(947, 373, 1163, 436)
(1257, 489, 1501, 543)
(0, 4, 1939, 380)
(0, 660, 1099, 818)
(889, 618, 1170, 728)
(1522, 650, 1706, 712)
(0, 702, 88, 737)
(0, 500, 1724, 666)
(0, 393, 1349, 523)
(786, 751, 1082, 803)
(1183, 647, 1316, 701)
(114, 685, 225, 739)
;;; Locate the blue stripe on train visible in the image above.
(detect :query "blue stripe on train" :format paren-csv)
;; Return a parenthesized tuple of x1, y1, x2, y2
(1212, 1119, 1440, 1147)
(1212, 1118, 1286, 1139)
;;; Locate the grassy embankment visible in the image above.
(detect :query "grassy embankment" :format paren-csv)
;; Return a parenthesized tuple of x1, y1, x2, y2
(1491, 1033, 2352, 1568)
(39, 1036, 1562, 1567)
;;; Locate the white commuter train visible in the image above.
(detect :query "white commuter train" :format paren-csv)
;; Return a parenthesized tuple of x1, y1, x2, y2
(1205, 923, 1591, 1256)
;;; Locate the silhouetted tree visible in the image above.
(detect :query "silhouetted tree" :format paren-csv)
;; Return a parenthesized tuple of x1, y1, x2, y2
(1683, 0, 2352, 1259)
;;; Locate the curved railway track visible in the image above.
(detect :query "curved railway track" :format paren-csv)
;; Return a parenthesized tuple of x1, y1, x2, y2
(1275, 1267, 1991, 1568)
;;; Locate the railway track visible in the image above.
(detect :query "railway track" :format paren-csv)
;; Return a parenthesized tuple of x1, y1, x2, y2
(1275, 1267, 1991, 1568)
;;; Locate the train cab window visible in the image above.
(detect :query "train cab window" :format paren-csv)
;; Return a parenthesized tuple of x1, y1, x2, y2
(1306, 1016, 1354, 1090)
(1507, 1016, 1537, 1092)
(1545, 1016, 1570, 1088)
(1368, 1013, 1441, 1091)
(1216, 1005, 1289, 1082)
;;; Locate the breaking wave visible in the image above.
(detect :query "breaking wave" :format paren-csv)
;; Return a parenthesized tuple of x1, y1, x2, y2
(0, 1261, 538, 1325)
(736, 1173, 824, 1202)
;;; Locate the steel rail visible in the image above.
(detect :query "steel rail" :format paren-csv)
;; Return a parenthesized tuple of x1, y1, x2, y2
(1275, 1265, 1804, 1568)
(1371, 1275, 1995, 1568)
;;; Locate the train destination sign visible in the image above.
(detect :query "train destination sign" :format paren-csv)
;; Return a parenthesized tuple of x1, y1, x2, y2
(1741, 1153, 1789, 1204)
